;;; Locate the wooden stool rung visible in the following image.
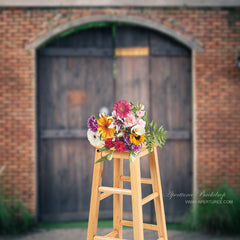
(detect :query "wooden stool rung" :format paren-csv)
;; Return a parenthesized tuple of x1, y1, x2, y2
(94, 236, 126, 240)
(120, 176, 152, 184)
(120, 220, 158, 231)
(99, 192, 112, 201)
(99, 186, 132, 196)
(142, 192, 159, 205)
(104, 230, 118, 237)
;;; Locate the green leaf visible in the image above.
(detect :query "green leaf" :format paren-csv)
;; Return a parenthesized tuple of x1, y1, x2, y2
(150, 120, 154, 128)
(143, 112, 149, 130)
(99, 146, 110, 152)
(129, 151, 137, 163)
(106, 152, 113, 160)
(153, 122, 157, 132)
(95, 153, 112, 164)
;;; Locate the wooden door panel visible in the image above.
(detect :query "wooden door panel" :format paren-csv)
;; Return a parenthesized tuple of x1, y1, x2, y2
(150, 57, 191, 130)
(150, 54, 192, 221)
(39, 56, 114, 129)
(115, 26, 152, 221)
(38, 25, 192, 223)
(116, 57, 150, 109)
(38, 27, 114, 222)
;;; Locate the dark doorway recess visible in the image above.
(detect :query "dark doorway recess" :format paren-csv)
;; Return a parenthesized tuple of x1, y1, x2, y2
(37, 23, 192, 223)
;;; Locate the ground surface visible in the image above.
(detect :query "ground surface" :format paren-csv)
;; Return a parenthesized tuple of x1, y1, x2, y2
(0, 228, 239, 240)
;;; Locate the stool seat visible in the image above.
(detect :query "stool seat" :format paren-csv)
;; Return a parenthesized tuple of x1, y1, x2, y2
(87, 145, 168, 240)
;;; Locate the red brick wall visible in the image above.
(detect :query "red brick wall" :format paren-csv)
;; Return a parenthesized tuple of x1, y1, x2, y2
(0, 7, 240, 217)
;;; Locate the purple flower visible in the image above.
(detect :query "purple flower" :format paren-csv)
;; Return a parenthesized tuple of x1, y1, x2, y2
(124, 135, 131, 146)
(132, 144, 141, 153)
(124, 145, 130, 152)
(88, 115, 99, 132)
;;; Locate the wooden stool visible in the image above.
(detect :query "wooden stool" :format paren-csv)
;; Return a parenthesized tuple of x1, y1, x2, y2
(87, 145, 168, 240)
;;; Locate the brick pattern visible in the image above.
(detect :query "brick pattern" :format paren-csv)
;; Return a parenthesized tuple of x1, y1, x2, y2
(0, 7, 239, 216)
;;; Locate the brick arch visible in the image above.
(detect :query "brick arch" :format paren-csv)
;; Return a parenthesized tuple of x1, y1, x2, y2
(26, 14, 203, 51)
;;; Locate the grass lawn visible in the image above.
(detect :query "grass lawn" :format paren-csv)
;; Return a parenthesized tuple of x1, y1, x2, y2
(37, 220, 183, 231)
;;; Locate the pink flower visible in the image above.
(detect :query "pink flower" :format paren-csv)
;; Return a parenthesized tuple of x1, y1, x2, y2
(113, 100, 131, 119)
(136, 110, 145, 117)
(137, 118, 146, 127)
(125, 113, 137, 127)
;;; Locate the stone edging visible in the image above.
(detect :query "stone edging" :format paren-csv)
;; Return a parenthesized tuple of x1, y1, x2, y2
(26, 14, 203, 51)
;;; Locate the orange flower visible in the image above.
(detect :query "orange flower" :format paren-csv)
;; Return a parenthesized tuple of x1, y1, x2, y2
(97, 115, 115, 139)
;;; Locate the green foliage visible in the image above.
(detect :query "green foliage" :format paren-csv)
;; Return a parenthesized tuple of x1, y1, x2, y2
(143, 111, 167, 153)
(129, 150, 138, 163)
(0, 188, 34, 235)
(183, 183, 240, 235)
(95, 146, 113, 164)
(130, 101, 141, 114)
(95, 152, 113, 164)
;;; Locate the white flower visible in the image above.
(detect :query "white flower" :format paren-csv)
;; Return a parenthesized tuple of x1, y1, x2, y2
(131, 125, 145, 135)
(87, 129, 103, 146)
(108, 110, 124, 132)
(99, 106, 109, 115)
(139, 104, 145, 111)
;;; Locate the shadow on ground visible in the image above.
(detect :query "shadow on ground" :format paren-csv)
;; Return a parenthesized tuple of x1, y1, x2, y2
(0, 228, 240, 240)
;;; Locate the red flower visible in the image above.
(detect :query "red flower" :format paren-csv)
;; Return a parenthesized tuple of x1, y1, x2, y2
(105, 138, 115, 148)
(115, 141, 125, 152)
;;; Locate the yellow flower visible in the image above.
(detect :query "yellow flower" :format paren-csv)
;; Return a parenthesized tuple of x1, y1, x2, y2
(97, 115, 115, 139)
(129, 133, 146, 145)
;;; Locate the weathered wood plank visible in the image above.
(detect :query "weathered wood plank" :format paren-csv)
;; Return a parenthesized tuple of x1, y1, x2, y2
(166, 130, 191, 140)
(150, 52, 192, 221)
(40, 129, 190, 139)
(39, 48, 113, 57)
(46, 27, 113, 49)
(38, 27, 114, 222)
(41, 129, 87, 138)
(116, 26, 149, 47)
(115, 47, 149, 56)
(150, 31, 190, 56)
(115, 26, 152, 222)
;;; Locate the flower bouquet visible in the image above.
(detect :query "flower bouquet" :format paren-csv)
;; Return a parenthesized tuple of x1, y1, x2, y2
(87, 100, 166, 163)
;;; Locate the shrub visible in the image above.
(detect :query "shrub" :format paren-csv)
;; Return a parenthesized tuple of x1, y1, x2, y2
(183, 183, 240, 235)
(0, 188, 34, 235)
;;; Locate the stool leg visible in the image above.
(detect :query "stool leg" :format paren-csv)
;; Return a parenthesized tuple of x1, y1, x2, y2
(130, 156, 144, 240)
(149, 147, 168, 240)
(87, 150, 104, 240)
(113, 158, 123, 238)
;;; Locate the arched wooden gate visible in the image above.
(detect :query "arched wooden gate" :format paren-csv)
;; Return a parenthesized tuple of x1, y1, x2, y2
(37, 24, 192, 222)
